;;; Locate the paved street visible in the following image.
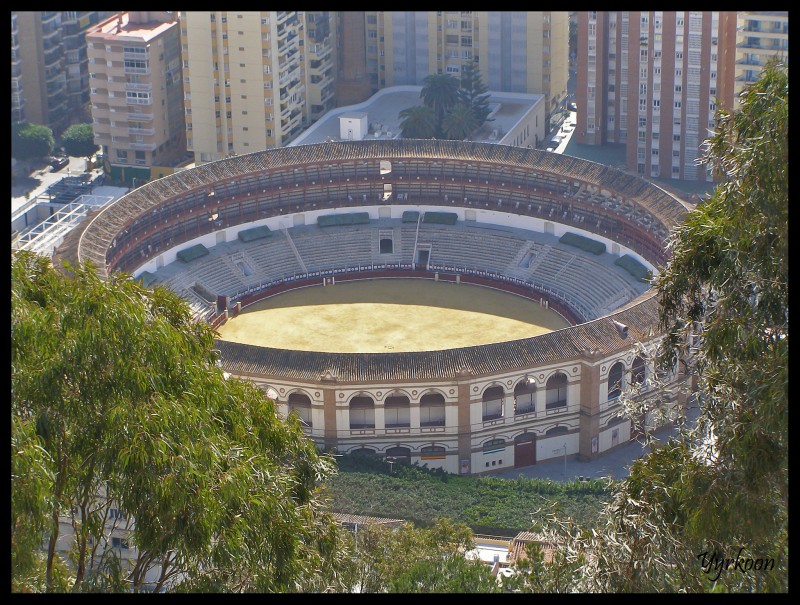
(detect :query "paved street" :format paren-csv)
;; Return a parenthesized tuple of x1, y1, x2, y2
(12, 156, 100, 213)
(491, 399, 700, 482)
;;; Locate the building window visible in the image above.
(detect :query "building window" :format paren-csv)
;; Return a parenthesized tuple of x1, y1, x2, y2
(111, 537, 129, 550)
(482, 386, 504, 421)
(545, 373, 568, 410)
(420, 393, 445, 427)
(631, 356, 647, 386)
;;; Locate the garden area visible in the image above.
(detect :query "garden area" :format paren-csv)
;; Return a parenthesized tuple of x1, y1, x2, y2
(323, 453, 613, 536)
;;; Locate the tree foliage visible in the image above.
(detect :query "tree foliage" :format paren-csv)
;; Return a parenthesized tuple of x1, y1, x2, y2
(347, 518, 486, 593)
(420, 73, 461, 136)
(11, 251, 350, 593)
(60, 123, 98, 160)
(12, 122, 55, 161)
(442, 103, 480, 141)
(400, 67, 492, 141)
(398, 105, 438, 139)
(458, 59, 492, 125)
(514, 61, 788, 594)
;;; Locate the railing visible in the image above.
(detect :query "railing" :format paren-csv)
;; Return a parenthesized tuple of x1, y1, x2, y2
(125, 82, 152, 92)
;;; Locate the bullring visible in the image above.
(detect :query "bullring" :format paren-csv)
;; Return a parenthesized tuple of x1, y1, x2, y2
(65, 139, 692, 475)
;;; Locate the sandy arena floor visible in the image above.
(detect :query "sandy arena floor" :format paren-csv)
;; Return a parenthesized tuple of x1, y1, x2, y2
(217, 278, 569, 353)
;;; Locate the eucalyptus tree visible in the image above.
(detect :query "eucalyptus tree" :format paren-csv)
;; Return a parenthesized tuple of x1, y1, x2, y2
(509, 60, 788, 594)
(399, 105, 438, 139)
(11, 251, 351, 593)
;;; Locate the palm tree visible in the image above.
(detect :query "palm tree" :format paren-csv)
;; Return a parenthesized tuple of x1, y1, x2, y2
(442, 103, 480, 140)
(420, 73, 460, 136)
(399, 105, 437, 139)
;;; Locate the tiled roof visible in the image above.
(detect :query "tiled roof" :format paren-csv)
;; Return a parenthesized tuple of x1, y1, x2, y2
(75, 140, 687, 272)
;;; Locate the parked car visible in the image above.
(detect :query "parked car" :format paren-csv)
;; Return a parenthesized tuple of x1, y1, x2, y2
(50, 156, 69, 171)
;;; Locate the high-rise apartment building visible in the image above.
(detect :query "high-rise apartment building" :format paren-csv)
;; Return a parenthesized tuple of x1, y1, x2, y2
(734, 12, 788, 106)
(11, 12, 25, 123)
(61, 11, 115, 122)
(181, 11, 331, 164)
(15, 11, 69, 133)
(577, 11, 738, 182)
(304, 11, 337, 123)
(86, 11, 186, 184)
(355, 11, 569, 121)
(12, 11, 113, 131)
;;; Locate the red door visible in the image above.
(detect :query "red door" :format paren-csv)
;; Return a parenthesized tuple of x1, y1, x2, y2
(514, 433, 536, 468)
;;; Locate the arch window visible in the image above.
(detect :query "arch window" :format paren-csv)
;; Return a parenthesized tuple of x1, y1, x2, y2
(545, 372, 569, 410)
(350, 447, 377, 457)
(384, 394, 410, 428)
(483, 438, 506, 453)
(631, 356, 646, 386)
(482, 386, 504, 421)
(546, 425, 569, 436)
(607, 362, 624, 401)
(514, 378, 536, 415)
(420, 445, 446, 460)
(349, 395, 375, 429)
(420, 392, 445, 427)
(385, 446, 411, 464)
(288, 392, 312, 427)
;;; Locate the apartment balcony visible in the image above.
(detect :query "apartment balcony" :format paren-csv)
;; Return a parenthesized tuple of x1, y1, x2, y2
(309, 40, 332, 59)
(124, 66, 151, 76)
(129, 127, 155, 136)
(44, 47, 64, 68)
(736, 56, 765, 67)
(125, 82, 153, 92)
(126, 97, 153, 106)
(130, 141, 157, 151)
(123, 50, 150, 61)
(128, 111, 154, 122)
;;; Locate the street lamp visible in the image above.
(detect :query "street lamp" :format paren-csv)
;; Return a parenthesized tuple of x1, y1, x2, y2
(563, 442, 568, 478)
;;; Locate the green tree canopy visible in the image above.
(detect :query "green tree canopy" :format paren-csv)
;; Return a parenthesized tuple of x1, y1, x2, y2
(348, 518, 481, 593)
(442, 103, 480, 141)
(458, 59, 492, 126)
(399, 105, 438, 139)
(420, 73, 460, 136)
(12, 122, 55, 161)
(11, 251, 350, 593)
(60, 123, 98, 160)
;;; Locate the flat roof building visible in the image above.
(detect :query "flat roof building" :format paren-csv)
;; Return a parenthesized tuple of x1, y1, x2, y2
(290, 85, 546, 150)
(86, 12, 187, 185)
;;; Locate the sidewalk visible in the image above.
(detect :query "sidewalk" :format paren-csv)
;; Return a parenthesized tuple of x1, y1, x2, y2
(491, 400, 700, 482)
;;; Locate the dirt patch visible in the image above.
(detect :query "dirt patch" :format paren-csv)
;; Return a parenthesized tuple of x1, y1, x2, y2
(217, 279, 570, 353)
